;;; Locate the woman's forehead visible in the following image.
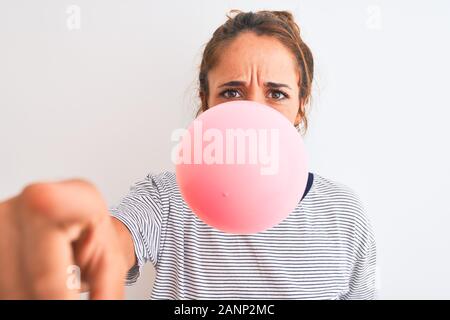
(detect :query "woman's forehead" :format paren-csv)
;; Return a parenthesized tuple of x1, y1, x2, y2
(209, 32, 299, 86)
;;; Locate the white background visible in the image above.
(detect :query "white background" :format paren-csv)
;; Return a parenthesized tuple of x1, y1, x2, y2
(0, 0, 449, 299)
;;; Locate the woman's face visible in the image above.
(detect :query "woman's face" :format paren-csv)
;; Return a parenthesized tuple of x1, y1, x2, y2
(206, 31, 302, 126)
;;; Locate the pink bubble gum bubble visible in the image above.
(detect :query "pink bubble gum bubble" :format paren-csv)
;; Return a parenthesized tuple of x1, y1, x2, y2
(175, 100, 308, 234)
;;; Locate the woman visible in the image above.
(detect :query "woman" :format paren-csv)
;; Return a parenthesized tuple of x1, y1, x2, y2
(0, 10, 376, 300)
(112, 10, 377, 299)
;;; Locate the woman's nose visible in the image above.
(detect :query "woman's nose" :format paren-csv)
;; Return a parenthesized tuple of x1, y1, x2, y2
(246, 90, 266, 106)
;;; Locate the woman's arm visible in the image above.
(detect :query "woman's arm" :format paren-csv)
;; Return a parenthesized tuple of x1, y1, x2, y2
(0, 179, 130, 299)
(111, 217, 136, 271)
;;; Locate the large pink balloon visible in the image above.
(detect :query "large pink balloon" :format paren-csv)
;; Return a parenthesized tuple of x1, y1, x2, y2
(175, 100, 308, 234)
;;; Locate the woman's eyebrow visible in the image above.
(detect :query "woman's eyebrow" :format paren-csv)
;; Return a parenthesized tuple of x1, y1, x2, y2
(218, 80, 292, 90)
(218, 81, 245, 88)
(265, 82, 292, 90)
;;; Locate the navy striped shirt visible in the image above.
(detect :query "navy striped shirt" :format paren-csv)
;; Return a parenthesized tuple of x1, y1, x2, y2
(110, 171, 377, 299)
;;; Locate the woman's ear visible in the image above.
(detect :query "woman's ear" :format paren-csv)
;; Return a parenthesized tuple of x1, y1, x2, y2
(199, 91, 208, 110)
(295, 113, 302, 126)
(295, 101, 304, 126)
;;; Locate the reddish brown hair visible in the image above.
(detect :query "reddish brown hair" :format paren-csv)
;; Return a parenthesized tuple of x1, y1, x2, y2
(197, 10, 314, 134)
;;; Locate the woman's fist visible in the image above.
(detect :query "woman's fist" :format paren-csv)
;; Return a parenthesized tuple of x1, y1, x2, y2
(0, 179, 129, 299)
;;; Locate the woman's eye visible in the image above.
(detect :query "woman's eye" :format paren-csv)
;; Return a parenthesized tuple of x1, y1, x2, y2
(220, 89, 242, 99)
(268, 90, 288, 101)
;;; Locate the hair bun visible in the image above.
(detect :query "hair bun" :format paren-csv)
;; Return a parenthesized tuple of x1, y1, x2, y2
(270, 10, 295, 23)
(226, 10, 295, 24)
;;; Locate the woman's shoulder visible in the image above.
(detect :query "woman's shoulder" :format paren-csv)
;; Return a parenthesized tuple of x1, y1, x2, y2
(142, 170, 177, 192)
(144, 170, 177, 185)
(311, 173, 362, 201)
(126, 171, 177, 199)
(308, 172, 375, 251)
(308, 172, 371, 227)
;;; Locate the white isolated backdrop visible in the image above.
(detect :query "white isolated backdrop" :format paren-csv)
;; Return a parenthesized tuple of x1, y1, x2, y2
(0, 0, 449, 299)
